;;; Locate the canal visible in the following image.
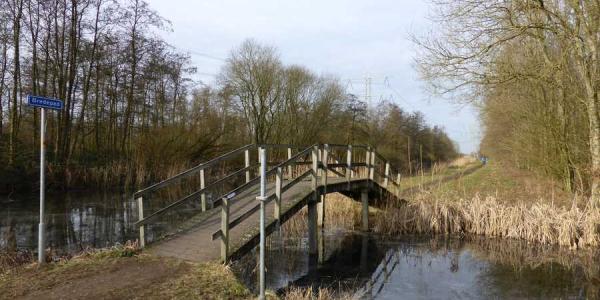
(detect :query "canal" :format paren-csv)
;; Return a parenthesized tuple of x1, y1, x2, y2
(1, 191, 598, 298)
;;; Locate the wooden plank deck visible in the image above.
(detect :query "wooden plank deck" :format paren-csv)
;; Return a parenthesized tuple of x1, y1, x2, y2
(147, 176, 371, 262)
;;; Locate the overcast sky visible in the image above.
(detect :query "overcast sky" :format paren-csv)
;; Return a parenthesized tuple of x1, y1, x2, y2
(147, 0, 481, 153)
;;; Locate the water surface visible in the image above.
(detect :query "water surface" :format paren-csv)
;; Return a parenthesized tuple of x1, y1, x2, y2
(232, 232, 600, 299)
(0, 192, 138, 253)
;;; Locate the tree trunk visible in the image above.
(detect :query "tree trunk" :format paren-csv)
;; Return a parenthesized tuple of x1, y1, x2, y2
(9, 0, 23, 165)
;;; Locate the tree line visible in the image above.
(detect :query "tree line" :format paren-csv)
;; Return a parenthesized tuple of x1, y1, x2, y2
(415, 0, 600, 203)
(0, 0, 458, 192)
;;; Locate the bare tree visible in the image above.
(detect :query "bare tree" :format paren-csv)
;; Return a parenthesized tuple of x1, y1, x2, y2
(415, 0, 600, 204)
(219, 39, 285, 144)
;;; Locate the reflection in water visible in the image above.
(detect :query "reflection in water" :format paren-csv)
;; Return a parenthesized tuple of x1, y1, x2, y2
(0, 192, 138, 254)
(232, 232, 600, 299)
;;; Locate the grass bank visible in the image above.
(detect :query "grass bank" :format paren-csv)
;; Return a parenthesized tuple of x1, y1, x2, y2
(372, 160, 599, 249)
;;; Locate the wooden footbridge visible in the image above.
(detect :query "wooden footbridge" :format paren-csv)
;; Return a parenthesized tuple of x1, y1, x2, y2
(133, 144, 402, 262)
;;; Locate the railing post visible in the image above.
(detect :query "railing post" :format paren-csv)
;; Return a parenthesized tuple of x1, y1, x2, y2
(396, 173, 401, 197)
(317, 146, 323, 177)
(365, 147, 371, 179)
(245, 148, 250, 183)
(311, 145, 319, 196)
(318, 144, 329, 228)
(137, 196, 145, 248)
(384, 162, 390, 188)
(308, 145, 319, 255)
(200, 169, 206, 211)
(346, 145, 353, 181)
(287, 147, 293, 179)
(275, 166, 282, 223)
(221, 196, 229, 262)
(369, 149, 375, 181)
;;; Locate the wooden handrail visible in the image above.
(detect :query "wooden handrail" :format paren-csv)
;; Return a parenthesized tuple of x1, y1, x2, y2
(134, 144, 255, 198)
(135, 163, 258, 226)
(136, 143, 407, 250)
(212, 168, 315, 240)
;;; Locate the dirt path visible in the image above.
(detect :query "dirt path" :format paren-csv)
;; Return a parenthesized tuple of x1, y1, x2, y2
(0, 252, 250, 300)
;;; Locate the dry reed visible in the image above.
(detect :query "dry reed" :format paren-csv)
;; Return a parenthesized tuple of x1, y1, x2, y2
(373, 193, 600, 249)
(284, 286, 355, 300)
(281, 193, 362, 237)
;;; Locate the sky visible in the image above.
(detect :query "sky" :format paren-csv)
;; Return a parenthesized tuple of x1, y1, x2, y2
(147, 0, 481, 153)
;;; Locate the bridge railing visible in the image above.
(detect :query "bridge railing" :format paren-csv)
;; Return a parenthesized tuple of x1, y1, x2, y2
(211, 144, 319, 259)
(134, 143, 263, 246)
(133, 143, 403, 251)
(133, 143, 318, 247)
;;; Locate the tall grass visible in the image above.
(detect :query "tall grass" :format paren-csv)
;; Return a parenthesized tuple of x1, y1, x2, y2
(373, 192, 600, 249)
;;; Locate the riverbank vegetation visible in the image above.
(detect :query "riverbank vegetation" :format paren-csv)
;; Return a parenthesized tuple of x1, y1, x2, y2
(415, 1, 600, 204)
(0, 0, 458, 193)
(373, 161, 600, 250)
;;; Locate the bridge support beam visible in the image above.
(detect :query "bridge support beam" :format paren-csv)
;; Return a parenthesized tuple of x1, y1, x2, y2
(221, 197, 230, 262)
(361, 189, 369, 231)
(308, 201, 318, 255)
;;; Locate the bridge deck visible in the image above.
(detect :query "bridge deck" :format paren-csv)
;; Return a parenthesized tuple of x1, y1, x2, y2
(147, 176, 370, 262)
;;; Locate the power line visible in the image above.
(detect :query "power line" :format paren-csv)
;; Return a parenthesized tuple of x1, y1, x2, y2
(186, 49, 227, 62)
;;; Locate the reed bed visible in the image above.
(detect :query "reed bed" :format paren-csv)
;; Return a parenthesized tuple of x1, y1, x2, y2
(373, 193, 600, 249)
(281, 193, 362, 237)
(284, 286, 355, 300)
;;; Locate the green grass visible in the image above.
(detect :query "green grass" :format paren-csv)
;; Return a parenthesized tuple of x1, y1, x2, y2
(427, 160, 571, 205)
(398, 161, 482, 191)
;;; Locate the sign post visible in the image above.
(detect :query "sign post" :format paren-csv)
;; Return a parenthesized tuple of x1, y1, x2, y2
(256, 147, 267, 300)
(27, 95, 63, 264)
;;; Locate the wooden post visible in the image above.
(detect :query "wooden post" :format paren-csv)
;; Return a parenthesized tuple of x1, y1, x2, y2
(369, 150, 375, 181)
(309, 145, 319, 255)
(137, 196, 145, 248)
(275, 166, 282, 223)
(318, 144, 328, 228)
(396, 173, 401, 197)
(221, 196, 230, 262)
(312, 145, 319, 196)
(365, 148, 370, 179)
(308, 201, 318, 255)
(257, 146, 262, 178)
(384, 162, 390, 188)
(317, 146, 322, 177)
(200, 169, 207, 211)
(245, 149, 250, 183)
(361, 189, 369, 231)
(287, 147, 293, 179)
(346, 145, 353, 181)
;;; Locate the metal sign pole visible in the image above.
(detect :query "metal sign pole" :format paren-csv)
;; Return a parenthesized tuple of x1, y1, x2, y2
(26, 95, 63, 265)
(258, 147, 267, 300)
(38, 108, 46, 264)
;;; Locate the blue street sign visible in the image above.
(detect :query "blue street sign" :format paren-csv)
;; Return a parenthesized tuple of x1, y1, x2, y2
(27, 95, 63, 110)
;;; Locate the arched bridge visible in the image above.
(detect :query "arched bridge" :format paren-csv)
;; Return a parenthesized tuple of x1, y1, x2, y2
(133, 144, 402, 262)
